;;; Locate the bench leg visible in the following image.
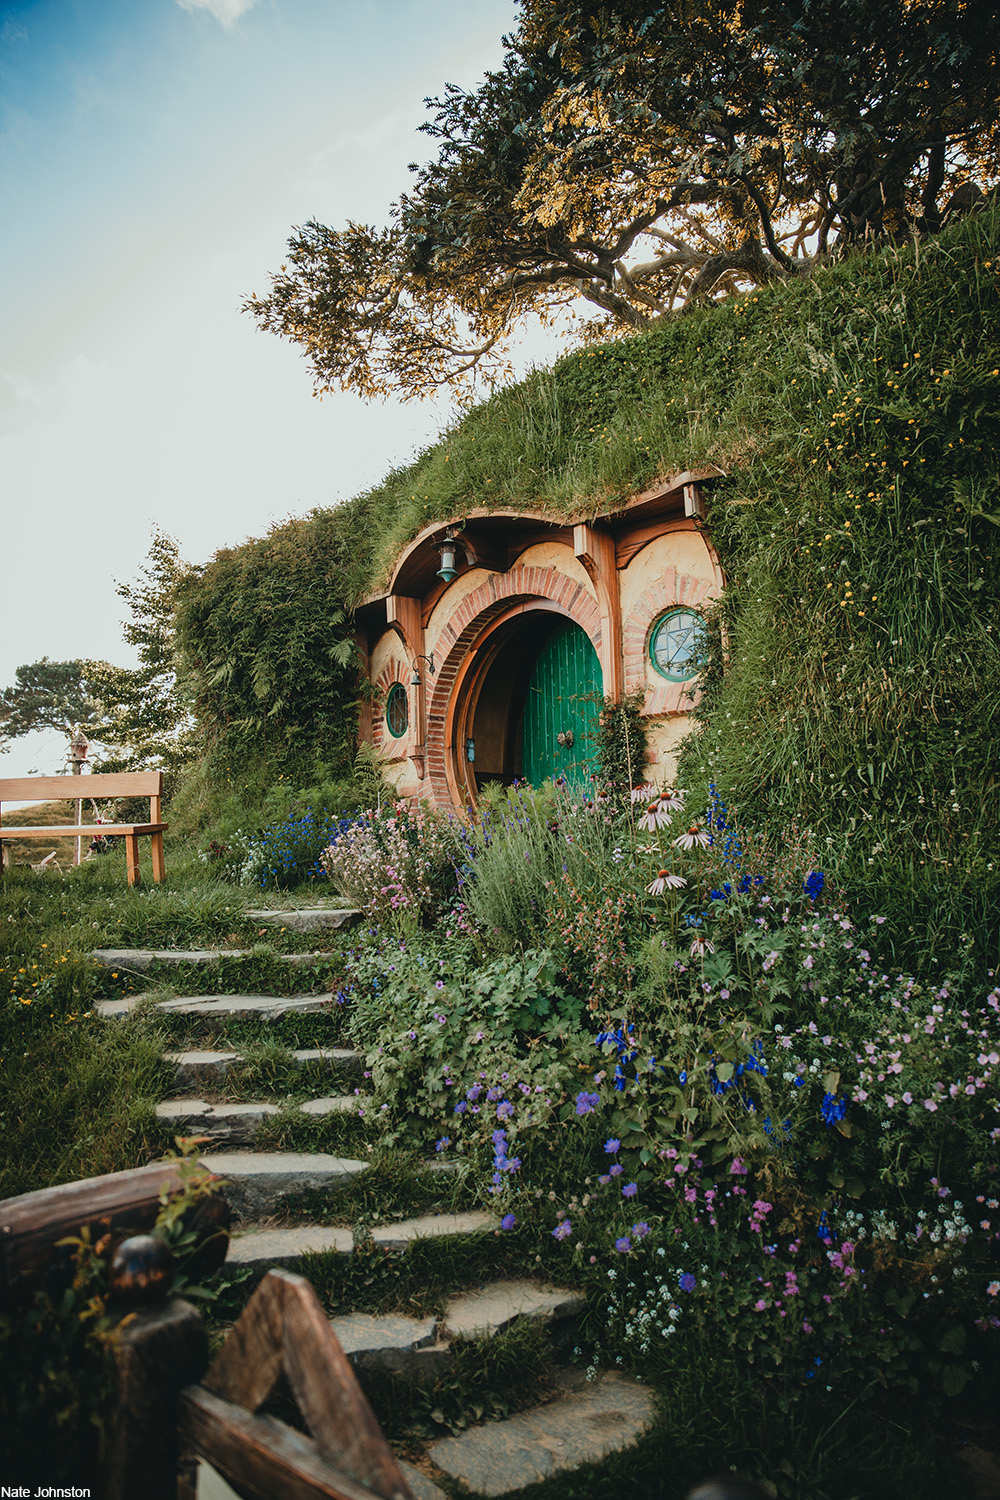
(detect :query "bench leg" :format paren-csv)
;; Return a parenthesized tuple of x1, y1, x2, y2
(151, 831, 165, 884)
(125, 833, 140, 887)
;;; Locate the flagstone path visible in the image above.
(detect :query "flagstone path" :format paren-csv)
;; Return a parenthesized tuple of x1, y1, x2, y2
(95, 944, 655, 1497)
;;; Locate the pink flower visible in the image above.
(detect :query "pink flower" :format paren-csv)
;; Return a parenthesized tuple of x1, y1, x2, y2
(647, 869, 687, 895)
(630, 784, 656, 804)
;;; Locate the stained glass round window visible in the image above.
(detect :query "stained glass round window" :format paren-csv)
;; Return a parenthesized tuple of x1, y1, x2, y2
(385, 683, 409, 738)
(648, 608, 704, 681)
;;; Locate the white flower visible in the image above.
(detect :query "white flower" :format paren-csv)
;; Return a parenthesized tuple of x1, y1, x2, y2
(658, 788, 686, 812)
(647, 869, 687, 895)
(689, 934, 716, 957)
(674, 823, 711, 849)
(639, 801, 671, 831)
(631, 783, 656, 804)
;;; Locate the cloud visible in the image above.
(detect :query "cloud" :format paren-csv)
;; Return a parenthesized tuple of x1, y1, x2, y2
(174, 0, 258, 28)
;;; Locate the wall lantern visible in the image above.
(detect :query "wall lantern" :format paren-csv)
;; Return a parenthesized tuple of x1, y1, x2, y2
(411, 652, 436, 686)
(434, 532, 460, 583)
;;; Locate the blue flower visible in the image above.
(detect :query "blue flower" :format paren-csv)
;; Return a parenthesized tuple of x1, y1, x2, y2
(500, 1213, 516, 1231)
(575, 1090, 601, 1115)
(803, 870, 825, 900)
(820, 1092, 847, 1126)
(604, 1138, 621, 1155)
(678, 1271, 697, 1292)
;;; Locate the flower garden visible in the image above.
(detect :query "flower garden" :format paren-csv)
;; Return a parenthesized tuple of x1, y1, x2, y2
(197, 768, 999, 1490)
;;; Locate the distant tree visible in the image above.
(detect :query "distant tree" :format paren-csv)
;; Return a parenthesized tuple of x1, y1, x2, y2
(0, 659, 105, 750)
(246, 0, 1000, 399)
(87, 531, 197, 777)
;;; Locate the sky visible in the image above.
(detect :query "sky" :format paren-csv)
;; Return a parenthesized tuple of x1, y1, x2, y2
(1, 0, 560, 783)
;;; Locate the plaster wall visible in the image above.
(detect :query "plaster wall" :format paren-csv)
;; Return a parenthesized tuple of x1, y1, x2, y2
(508, 541, 595, 596)
(645, 713, 701, 788)
(619, 527, 718, 622)
(424, 566, 493, 650)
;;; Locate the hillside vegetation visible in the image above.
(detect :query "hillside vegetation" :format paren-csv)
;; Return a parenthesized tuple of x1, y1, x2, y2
(176, 205, 1000, 965)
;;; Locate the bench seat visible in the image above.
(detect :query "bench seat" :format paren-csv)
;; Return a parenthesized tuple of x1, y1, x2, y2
(0, 771, 168, 886)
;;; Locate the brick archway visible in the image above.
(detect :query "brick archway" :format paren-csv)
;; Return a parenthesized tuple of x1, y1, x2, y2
(424, 565, 602, 809)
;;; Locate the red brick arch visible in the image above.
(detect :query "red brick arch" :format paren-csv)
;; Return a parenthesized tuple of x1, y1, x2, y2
(623, 570, 716, 716)
(423, 565, 602, 809)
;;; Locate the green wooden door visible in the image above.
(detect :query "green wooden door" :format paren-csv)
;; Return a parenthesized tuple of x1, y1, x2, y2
(521, 621, 603, 789)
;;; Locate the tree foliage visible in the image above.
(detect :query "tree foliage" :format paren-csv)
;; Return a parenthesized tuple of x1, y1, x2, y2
(0, 660, 106, 750)
(175, 511, 356, 782)
(87, 531, 198, 778)
(247, 0, 1000, 399)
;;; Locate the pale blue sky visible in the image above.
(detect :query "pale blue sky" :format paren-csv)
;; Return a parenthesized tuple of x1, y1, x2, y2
(1, 0, 559, 778)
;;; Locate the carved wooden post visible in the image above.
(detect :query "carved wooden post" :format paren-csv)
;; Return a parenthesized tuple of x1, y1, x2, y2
(103, 1297, 208, 1500)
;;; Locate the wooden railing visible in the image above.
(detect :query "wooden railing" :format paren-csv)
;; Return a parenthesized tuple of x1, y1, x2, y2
(0, 1169, 413, 1500)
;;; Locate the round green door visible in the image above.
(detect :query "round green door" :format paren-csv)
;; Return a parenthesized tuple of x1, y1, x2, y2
(521, 621, 603, 789)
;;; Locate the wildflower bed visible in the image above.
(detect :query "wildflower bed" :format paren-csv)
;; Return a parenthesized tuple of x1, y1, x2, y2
(323, 779, 999, 1491)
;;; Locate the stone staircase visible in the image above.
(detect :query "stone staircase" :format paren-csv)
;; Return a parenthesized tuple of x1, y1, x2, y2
(94, 933, 655, 1498)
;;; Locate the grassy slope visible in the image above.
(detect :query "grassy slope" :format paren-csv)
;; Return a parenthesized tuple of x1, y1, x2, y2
(178, 207, 1000, 963)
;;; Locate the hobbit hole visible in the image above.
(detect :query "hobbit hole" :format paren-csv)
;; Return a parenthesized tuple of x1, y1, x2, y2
(357, 473, 722, 812)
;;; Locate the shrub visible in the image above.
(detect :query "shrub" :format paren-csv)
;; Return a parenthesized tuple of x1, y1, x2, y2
(322, 801, 463, 930)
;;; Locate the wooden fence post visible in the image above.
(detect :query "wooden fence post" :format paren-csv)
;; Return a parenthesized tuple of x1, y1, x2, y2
(103, 1297, 208, 1500)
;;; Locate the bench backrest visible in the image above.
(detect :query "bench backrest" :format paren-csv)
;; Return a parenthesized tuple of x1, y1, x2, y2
(0, 772, 163, 804)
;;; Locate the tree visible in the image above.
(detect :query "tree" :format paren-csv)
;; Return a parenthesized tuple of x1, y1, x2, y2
(87, 531, 197, 778)
(246, 0, 1000, 399)
(0, 660, 106, 750)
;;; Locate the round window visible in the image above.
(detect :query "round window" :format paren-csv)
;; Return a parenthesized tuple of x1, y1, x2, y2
(385, 683, 409, 738)
(648, 608, 704, 681)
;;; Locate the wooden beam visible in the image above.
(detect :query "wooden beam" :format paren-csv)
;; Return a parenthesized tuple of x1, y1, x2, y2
(104, 1298, 208, 1500)
(200, 1271, 413, 1500)
(0, 1163, 206, 1310)
(181, 1389, 398, 1500)
(573, 522, 623, 700)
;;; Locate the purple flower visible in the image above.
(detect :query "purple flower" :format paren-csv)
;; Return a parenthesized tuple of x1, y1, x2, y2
(622, 1182, 638, 1199)
(604, 1138, 621, 1154)
(434, 1137, 450, 1152)
(496, 1100, 515, 1121)
(632, 1221, 650, 1239)
(501, 1213, 516, 1231)
(614, 1236, 632, 1254)
(552, 1219, 572, 1241)
(679, 1271, 697, 1292)
(575, 1090, 601, 1115)
(609, 1163, 624, 1178)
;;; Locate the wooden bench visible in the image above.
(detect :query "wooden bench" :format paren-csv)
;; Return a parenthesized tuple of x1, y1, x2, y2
(0, 771, 168, 887)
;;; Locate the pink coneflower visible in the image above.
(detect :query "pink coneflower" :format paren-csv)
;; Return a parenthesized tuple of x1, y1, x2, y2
(674, 822, 711, 849)
(639, 800, 671, 831)
(658, 788, 686, 812)
(630, 783, 656, 804)
(690, 934, 716, 957)
(647, 869, 687, 895)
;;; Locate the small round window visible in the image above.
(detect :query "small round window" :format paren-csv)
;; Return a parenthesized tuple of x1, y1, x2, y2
(385, 683, 409, 738)
(648, 608, 704, 681)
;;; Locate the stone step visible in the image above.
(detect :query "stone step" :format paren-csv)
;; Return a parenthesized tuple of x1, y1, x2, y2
(197, 1150, 369, 1219)
(369, 1210, 495, 1252)
(165, 1047, 363, 1089)
(92, 948, 338, 972)
(227, 1223, 354, 1272)
(227, 1210, 496, 1275)
(98, 992, 332, 1019)
(155, 1095, 362, 1143)
(246, 907, 362, 933)
(331, 1311, 446, 1377)
(439, 1281, 585, 1341)
(427, 1367, 654, 1497)
(322, 1281, 584, 1381)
